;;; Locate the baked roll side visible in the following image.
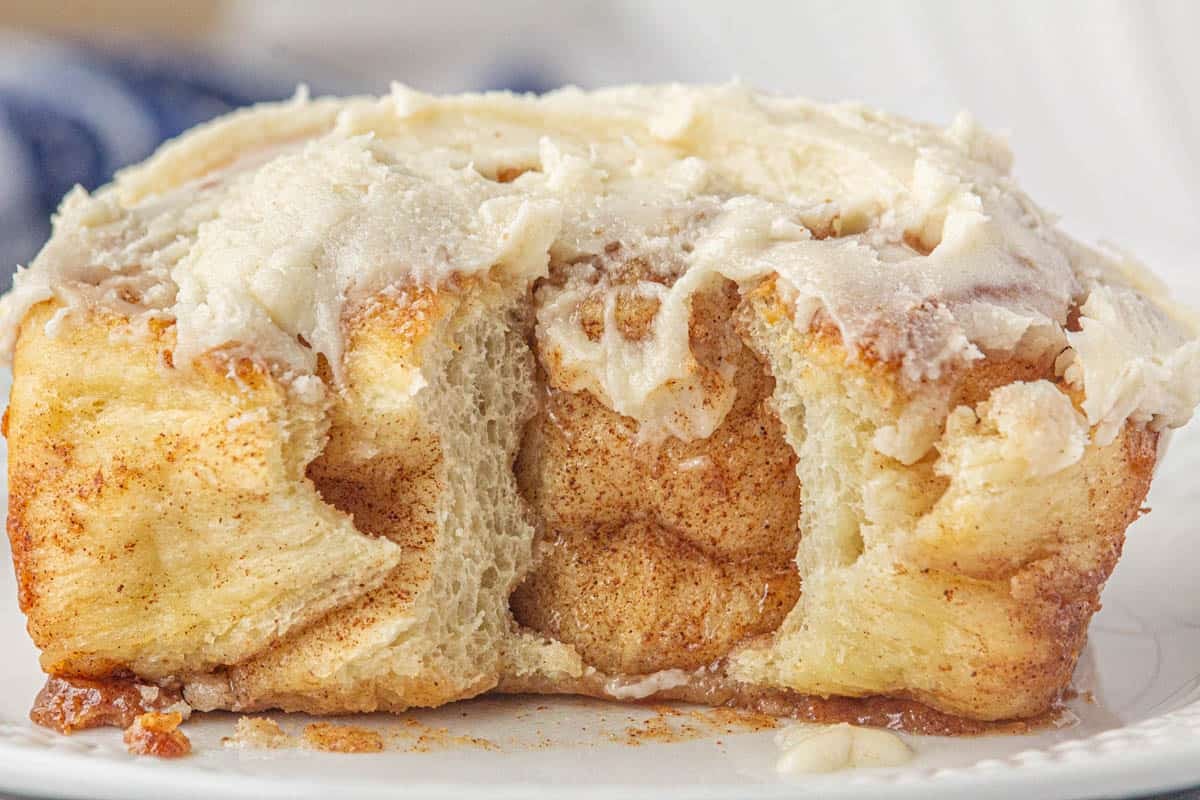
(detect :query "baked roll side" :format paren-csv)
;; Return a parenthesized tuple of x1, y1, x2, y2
(5, 301, 402, 680)
(730, 281, 1156, 720)
(188, 280, 573, 714)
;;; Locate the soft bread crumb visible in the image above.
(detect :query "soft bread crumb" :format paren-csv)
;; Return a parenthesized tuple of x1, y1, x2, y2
(225, 716, 291, 749)
(729, 284, 1158, 720)
(303, 722, 384, 753)
(222, 291, 550, 714)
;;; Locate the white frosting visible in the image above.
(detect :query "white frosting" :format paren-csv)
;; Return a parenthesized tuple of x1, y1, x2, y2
(1063, 285, 1200, 445)
(1, 84, 1195, 442)
(871, 392, 950, 465)
(939, 380, 1091, 483)
(774, 723, 912, 774)
(603, 668, 691, 700)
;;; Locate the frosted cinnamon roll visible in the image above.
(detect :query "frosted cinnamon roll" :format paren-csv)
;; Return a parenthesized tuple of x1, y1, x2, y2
(2, 84, 1196, 739)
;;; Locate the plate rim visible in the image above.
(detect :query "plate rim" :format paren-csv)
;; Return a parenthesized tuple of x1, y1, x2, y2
(0, 697, 1195, 800)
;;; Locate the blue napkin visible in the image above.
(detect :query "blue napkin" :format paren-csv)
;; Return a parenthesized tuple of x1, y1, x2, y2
(0, 36, 297, 290)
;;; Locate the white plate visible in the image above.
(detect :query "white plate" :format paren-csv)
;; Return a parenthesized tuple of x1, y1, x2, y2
(0, 368, 1196, 800)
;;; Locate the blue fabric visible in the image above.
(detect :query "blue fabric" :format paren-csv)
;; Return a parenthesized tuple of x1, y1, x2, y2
(0, 39, 297, 289)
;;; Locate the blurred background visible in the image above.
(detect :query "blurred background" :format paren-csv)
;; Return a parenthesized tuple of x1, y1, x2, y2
(0, 0, 1197, 300)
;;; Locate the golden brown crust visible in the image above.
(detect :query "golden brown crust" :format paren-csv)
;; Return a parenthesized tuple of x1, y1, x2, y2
(5, 301, 401, 680)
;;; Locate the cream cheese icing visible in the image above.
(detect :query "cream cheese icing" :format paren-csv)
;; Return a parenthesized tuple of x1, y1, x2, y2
(602, 668, 692, 700)
(938, 380, 1091, 483)
(774, 723, 913, 774)
(1, 83, 1195, 443)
